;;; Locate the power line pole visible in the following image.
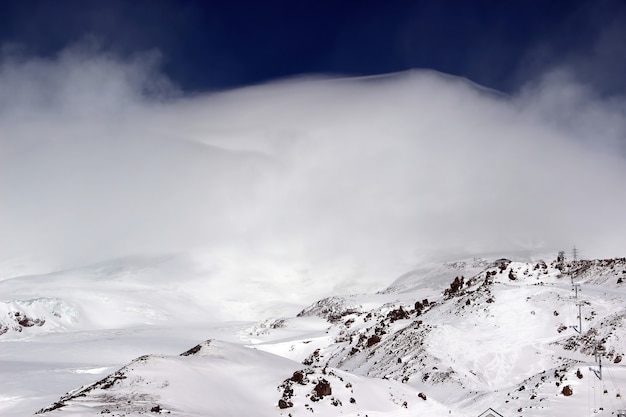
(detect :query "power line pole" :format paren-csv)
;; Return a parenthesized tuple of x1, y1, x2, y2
(572, 246, 579, 263)
(572, 284, 580, 299)
(572, 301, 583, 334)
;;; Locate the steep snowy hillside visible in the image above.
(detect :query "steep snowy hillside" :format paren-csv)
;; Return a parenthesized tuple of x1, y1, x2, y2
(9, 255, 626, 417)
(252, 257, 626, 416)
(35, 339, 450, 417)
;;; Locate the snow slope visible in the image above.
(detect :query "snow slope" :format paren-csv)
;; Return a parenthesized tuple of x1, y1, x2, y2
(252, 257, 626, 416)
(35, 339, 451, 417)
(3, 255, 626, 417)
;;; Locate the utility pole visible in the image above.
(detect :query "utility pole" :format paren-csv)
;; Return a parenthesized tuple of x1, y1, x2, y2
(568, 247, 579, 284)
(572, 284, 580, 299)
(572, 302, 583, 334)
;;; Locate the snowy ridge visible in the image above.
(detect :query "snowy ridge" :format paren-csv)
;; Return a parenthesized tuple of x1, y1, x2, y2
(35, 339, 449, 417)
(20, 256, 626, 416)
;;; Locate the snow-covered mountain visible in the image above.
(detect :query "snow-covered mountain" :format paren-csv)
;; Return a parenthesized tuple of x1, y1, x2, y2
(2, 255, 625, 416)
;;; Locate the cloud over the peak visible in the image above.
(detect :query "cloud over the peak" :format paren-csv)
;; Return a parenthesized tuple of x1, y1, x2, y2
(1, 47, 625, 292)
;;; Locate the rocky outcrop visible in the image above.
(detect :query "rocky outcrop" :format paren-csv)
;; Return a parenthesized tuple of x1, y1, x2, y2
(444, 276, 465, 298)
(562, 385, 573, 396)
(366, 334, 381, 347)
(387, 306, 410, 322)
(313, 379, 332, 398)
(278, 399, 293, 409)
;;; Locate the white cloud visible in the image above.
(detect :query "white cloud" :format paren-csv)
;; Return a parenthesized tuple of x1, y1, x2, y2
(1, 47, 625, 292)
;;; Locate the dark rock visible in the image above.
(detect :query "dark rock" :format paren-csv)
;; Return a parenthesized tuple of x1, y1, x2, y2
(278, 399, 293, 409)
(12, 312, 45, 328)
(180, 343, 204, 356)
(314, 379, 332, 397)
(291, 371, 304, 384)
(270, 319, 286, 329)
(367, 334, 381, 347)
(562, 385, 573, 396)
(418, 392, 427, 400)
(614, 355, 622, 364)
(444, 277, 464, 298)
(150, 405, 162, 413)
(576, 369, 583, 379)
(387, 307, 410, 322)
(303, 349, 321, 365)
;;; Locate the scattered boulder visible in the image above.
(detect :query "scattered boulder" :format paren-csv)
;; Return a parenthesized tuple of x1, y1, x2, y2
(314, 379, 332, 397)
(278, 399, 293, 409)
(614, 355, 622, 364)
(418, 392, 427, 400)
(303, 349, 321, 365)
(291, 371, 305, 384)
(11, 311, 45, 328)
(367, 334, 381, 347)
(444, 277, 464, 298)
(387, 307, 410, 322)
(562, 385, 573, 396)
(576, 369, 583, 379)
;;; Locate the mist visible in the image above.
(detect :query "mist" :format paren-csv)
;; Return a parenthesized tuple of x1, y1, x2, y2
(2, 46, 625, 291)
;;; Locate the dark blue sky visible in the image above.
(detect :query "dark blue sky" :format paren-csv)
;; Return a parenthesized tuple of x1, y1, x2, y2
(2, 0, 625, 94)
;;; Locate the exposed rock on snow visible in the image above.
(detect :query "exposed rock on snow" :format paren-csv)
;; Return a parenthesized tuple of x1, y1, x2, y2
(27, 256, 626, 416)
